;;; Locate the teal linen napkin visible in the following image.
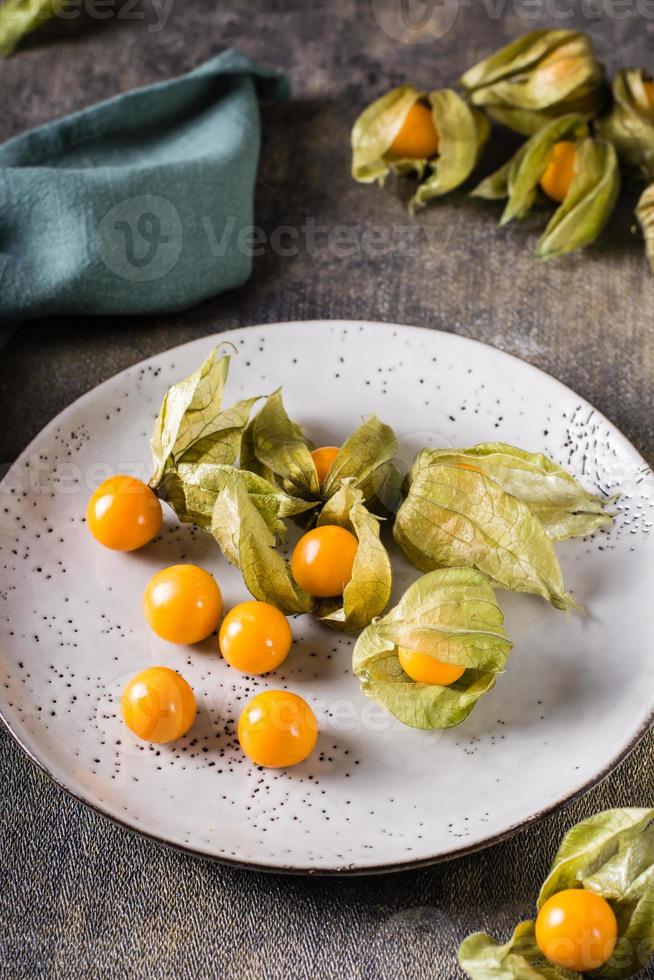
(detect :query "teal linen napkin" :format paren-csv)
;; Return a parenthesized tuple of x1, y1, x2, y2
(0, 51, 288, 327)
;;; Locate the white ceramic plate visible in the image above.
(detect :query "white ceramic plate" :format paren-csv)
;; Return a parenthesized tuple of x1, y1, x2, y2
(1, 321, 653, 874)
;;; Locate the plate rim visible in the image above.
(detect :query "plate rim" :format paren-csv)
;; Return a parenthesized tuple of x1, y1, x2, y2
(1, 318, 652, 875)
(5, 693, 651, 876)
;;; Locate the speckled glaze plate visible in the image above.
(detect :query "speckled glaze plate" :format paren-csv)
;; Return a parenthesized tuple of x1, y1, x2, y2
(1, 321, 653, 874)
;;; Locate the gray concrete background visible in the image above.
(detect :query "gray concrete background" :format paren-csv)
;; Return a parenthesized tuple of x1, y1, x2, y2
(1, 1, 653, 977)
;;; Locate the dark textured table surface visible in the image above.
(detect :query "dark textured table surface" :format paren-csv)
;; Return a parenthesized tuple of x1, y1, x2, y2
(1, 2, 653, 977)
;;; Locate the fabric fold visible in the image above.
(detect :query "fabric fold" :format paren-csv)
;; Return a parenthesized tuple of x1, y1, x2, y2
(0, 50, 288, 326)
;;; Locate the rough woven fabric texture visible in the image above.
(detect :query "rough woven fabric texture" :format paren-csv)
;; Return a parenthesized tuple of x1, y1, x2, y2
(1, 2, 653, 978)
(0, 51, 288, 324)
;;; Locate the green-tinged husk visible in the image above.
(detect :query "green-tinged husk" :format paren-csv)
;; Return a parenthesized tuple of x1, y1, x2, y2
(351, 85, 432, 184)
(536, 137, 620, 259)
(352, 568, 511, 729)
(0, 0, 63, 56)
(410, 90, 490, 210)
(322, 415, 399, 510)
(350, 85, 489, 206)
(458, 808, 654, 980)
(314, 483, 392, 631)
(211, 466, 315, 615)
(162, 462, 315, 534)
(209, 474, 391, 629)
(460, 29, 606, 136)
(410, 444, 614, 541)
(459, 921, 569, 980)
(240, 387, 319, 499)
(394, 461, 578, 610)
(637, 182, 654, 273)
(148, 352, 392, 628)
(473, 114, 587, 216)
(243, 390, 399, 508)
(596, 70, 654, 275)
(150, 346, 256, 491)
(597, 69, 654, 183)
(472, 114, 620, 258)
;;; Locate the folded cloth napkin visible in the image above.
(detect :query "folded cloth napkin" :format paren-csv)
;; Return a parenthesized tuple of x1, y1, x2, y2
(0, 50, 288, 327)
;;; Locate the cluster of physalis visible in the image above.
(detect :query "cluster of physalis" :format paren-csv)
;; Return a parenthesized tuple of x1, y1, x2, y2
(87, 479, 320, 767)
(351, 28, 654, 269)
(86, 346, 614, 760)
(459, 807, 654, 980)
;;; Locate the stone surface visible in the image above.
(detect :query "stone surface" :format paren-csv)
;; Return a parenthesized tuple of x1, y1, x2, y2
(1, 1, 653, 977)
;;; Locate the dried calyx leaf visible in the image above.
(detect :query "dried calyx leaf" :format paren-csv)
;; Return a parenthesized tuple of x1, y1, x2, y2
(473, 114, 588, 217)
(352, 568, 511, 729)
(162, 462, 315, 535)
(472, 114, 620, 258)
(461, 29, 606, 136)
(0, 0, 63, 56)
(394, 460, 579, 610)
(150, 347, 256, 491)
(599, 71, 654, 276)
(322, 415, 399, 509)
(351, 85, 489, 207)
(243, 391, 399, 509)
(538, 808, 654, 906)
(210, 467, 315, 616)
(410, 90, 490, 210)
(597, 69, 654, 183)
(637, 183, 654, 274)
(206, 472, 390, 630)
(536, 137, 620, 259)
(459, 921, 562, 980)
(410, 444, 614, 541)
(351, 85, 434, 185)
(459, 808, 654, 980)
(149, 355, 394, 629)
(314, 483, 392, 632)
(241, 388, 319, 500)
